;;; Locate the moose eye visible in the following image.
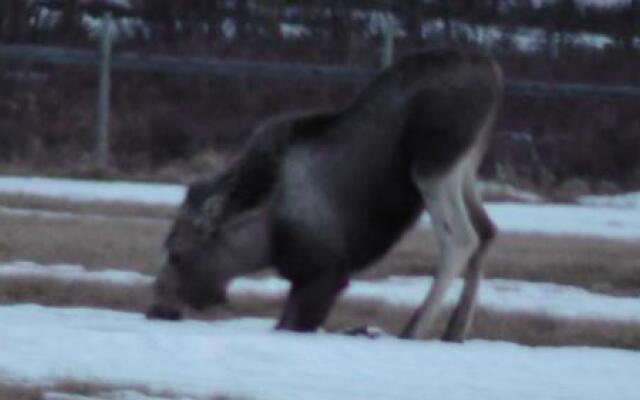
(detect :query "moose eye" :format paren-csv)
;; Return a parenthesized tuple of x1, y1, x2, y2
(194, 223, 207, 237)
(169, 252, 183, 267)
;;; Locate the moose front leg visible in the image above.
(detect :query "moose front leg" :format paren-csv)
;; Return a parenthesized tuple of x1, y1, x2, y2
(276, 274, 348, 332)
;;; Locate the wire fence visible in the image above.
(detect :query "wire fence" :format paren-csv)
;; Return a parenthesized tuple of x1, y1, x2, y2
(2, 35, 640, 167)
(4, 43, 640, 98)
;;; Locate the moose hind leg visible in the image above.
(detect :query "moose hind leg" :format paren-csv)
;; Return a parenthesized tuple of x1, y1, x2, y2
(442, 173, 497, 342)
(276, 273, 348, 332)
(401, 164, 479, 340)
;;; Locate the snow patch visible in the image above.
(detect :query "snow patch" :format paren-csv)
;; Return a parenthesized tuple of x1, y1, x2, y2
(233, 275, 640, 323)
(2, 176, 640, 240)
(483, 202, 640, 240)
(3, 262, 640, 324)
(579, 191, 640, 210)
(0, 304, 639, 400)
(0, 262, 152, 286)
(0, 176, 184, 206)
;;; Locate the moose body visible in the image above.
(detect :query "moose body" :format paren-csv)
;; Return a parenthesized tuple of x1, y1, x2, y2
(147, 49, 503, 341)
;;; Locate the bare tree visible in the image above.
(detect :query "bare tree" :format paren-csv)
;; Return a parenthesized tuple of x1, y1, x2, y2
(1, 0, 28, 43)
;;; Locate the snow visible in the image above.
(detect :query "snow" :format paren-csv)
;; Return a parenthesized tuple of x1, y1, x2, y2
(555, 0, 632, 8)
(0, 304, 638, 400)
(3, 262, 640, 324)
(483, 202, 640, 240)
(0, 205, 167, 224)
(0, 176, 185, 206)
(43, 391, 171, 400)
(280, 23, 310, 39)
(479, 181, 544, 203)
(421, 200, 640, 240)
(580, 191, 640, 210)
(0, 262, 151, 286)
(80, 0, 131, 7)
(2, 174, 640, 398)
(235, 275, 640, 323)
(2, 175, 640, 240)
(420, 18, 626, 54)
(82, 15, 150, 41)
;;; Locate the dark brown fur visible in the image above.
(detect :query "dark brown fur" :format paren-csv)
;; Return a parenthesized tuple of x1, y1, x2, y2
(147, 49, 503, 340)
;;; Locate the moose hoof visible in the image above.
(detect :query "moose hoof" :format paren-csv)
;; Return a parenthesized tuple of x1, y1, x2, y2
(441, 331, 466, 343)
(146, 305, 184, 321)
(340, 325, 387, 339)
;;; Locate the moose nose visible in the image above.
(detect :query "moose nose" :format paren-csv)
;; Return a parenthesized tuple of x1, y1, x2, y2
(146, 304, 184, 321)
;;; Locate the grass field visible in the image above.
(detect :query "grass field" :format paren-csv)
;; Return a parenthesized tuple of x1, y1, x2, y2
(2, 194, 638, 294)
(2, 275, 639, 350)
(1, 195, 640, 352)
(1, 193, 640, 399)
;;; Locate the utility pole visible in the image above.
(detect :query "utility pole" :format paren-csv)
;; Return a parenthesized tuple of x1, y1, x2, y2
(95, 11, 112, 169)
(381, 17, 395, 68)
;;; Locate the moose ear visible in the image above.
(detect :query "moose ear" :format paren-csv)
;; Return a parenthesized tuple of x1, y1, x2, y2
(193, 195, 227, 236)
(202, 195, 225, 218)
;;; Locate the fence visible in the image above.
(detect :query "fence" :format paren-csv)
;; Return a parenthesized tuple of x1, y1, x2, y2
(2, 18, 640, 168)
(4, 42, 640, 96)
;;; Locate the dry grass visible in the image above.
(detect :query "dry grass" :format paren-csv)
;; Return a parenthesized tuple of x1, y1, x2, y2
(2, 195, 639, 295)
(329, 299, 640, 350)
(232, 294, 640, 350)
(0, 278, 150, 312)
(1, 195, 640, 350)
(361, 229, 640, 296)
(0, 379, 241, 400)
(0, 211, 169, 274)
(0, 383, 40, 400)
(2, 201, 640, 294)
(0, 149, 230, 188)
(0, 194, 176, 220)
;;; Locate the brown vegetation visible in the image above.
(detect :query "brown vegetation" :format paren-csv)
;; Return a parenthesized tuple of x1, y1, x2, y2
(0, 194, 175, 220)
(0, 380, 239, 400)
(1, 198, 639, 294)
(0, 206, 169, 273)
(231, 295, 640, 350)
(1, 197, 639, 350)
(0, 278, 149, 312)
(363, 229, 640, 296)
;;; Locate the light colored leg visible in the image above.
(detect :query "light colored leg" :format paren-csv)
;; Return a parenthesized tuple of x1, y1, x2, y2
(442, 174, 497, 342)
(401, 164, 479, 340)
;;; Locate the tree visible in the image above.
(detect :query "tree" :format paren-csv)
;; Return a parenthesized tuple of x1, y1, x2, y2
(402, 0, 423, 45)
(330, 0, 352, 61)
(60, 0, 81, 42)
(440, 0, 453, 42)
(618, 0, 639, 53)
(1, 0, 28, 43)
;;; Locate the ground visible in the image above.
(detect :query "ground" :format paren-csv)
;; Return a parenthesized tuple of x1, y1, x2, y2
(0, 176, 639, 399)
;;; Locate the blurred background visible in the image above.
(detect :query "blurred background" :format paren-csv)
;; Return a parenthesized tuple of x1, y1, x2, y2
(0, 0, 638, 196)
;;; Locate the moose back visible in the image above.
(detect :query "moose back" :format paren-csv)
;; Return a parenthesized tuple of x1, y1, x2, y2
(147, 49, 503, 342)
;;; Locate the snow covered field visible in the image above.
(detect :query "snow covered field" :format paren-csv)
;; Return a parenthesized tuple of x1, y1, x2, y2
(1, 305, 639, 400)
(580, 191, 640, 210)
(1, 175, 640, 240)
(1, 175, 639, 399)
(2, 260, 640, 399)
(3, 262, 640, 324)
(0, 176, 185, 206)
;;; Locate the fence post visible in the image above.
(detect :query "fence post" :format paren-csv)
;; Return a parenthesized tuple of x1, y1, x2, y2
(95, 11, 112, 169)
(381, 17, 395, 68)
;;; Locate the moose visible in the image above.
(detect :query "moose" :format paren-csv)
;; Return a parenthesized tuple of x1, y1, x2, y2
(146, 49, 503, 342)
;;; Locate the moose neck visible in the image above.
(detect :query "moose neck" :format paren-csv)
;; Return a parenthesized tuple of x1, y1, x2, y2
(220, 207, 273, 277)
